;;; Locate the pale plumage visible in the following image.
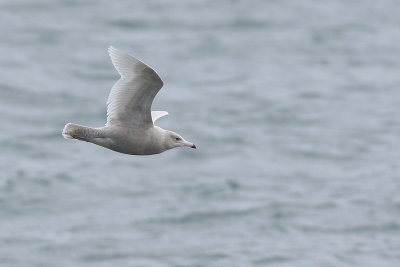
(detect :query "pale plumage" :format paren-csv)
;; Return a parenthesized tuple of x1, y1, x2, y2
(62, 46, 196, 155)
(106, 46, 163, 127)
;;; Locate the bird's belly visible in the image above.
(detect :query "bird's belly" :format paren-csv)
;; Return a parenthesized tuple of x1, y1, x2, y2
(108, 141, 161, 155)
(104, 133, 162, 155)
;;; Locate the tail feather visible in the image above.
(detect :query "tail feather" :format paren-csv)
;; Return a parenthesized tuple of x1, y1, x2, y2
(62, 123, 96, 141)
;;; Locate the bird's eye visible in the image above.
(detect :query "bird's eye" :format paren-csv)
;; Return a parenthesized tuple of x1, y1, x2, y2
(175, 137, 181, 141)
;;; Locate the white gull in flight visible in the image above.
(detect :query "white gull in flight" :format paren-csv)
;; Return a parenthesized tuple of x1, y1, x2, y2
(62, 46, 196, 155)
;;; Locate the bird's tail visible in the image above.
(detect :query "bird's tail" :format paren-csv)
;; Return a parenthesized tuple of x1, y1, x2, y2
(62, 123, 96, 141)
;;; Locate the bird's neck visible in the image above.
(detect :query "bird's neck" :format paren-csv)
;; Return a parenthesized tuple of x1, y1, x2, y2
(153, 126, 174, 151)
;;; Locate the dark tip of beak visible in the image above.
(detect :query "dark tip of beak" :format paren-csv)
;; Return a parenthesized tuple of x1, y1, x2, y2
(191, 144, 196, 149)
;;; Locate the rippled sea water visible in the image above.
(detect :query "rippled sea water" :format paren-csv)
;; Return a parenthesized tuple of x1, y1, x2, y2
(1, 0, 400, 266)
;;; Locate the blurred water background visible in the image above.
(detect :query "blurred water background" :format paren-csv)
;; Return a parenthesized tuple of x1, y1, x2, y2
(0, 0, 400, 266)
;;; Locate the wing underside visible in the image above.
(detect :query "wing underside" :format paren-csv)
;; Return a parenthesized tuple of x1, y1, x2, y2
(106, 46, 164, 127)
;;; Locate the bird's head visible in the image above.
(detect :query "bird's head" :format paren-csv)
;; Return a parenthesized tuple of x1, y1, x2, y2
(165, 131, 196, 150)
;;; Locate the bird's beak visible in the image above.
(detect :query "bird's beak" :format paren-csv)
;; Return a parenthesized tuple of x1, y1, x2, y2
(183, 140, 196, 149)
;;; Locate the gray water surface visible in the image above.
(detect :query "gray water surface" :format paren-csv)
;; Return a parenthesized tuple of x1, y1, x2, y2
(1, 0, 400, 266)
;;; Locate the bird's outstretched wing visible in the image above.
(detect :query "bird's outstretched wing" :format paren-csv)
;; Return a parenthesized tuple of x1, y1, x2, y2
(106, 46, 164, 127)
